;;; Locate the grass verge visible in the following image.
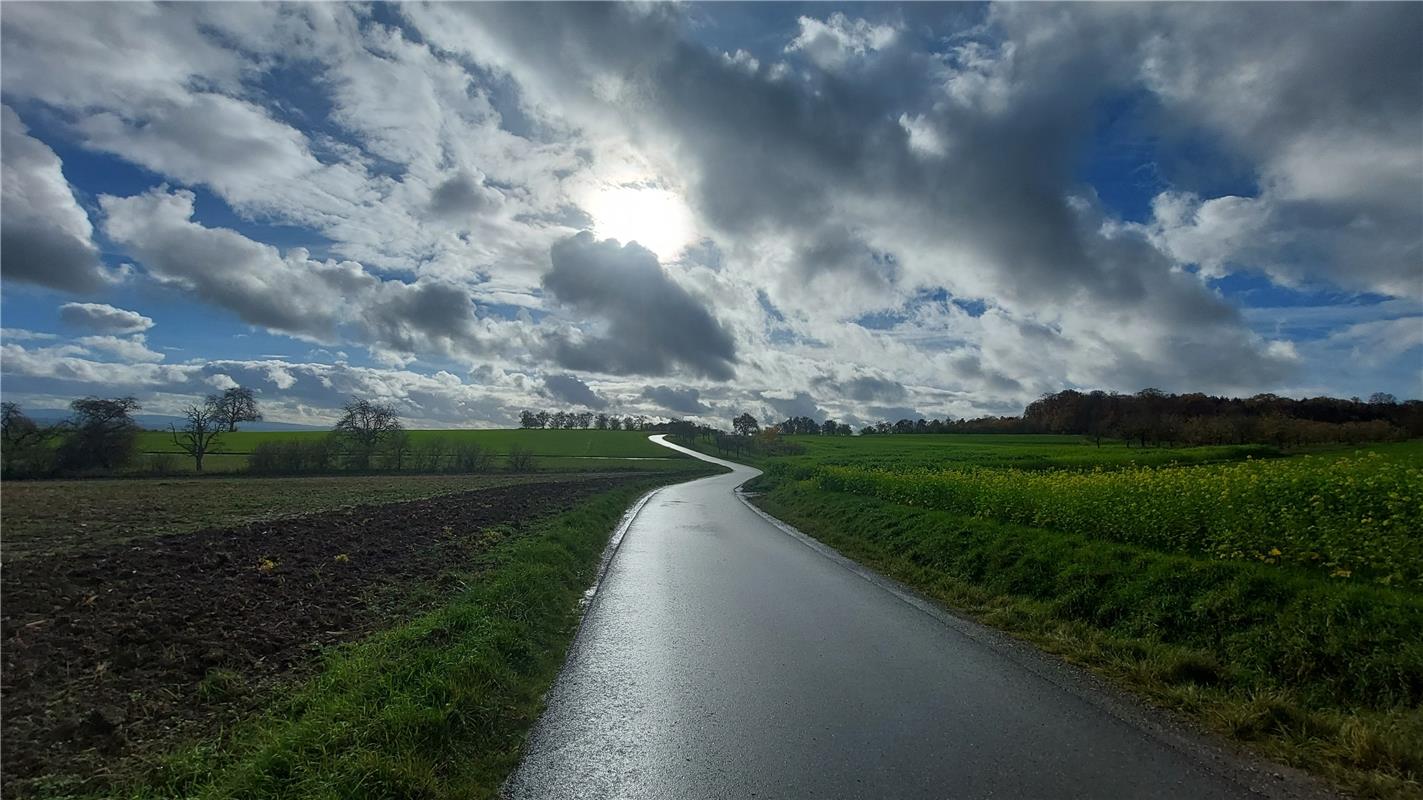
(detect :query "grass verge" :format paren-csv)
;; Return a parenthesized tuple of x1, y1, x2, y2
(753, 479, 1423, 800)
(118, 476, 706, 799)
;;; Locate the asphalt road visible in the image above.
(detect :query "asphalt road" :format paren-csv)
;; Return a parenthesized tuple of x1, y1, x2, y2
(506, 436, 1321, 799)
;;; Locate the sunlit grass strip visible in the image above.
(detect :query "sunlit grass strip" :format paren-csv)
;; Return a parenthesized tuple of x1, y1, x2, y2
(816, 452, 1423, 587)
(127, 479, 684, 800)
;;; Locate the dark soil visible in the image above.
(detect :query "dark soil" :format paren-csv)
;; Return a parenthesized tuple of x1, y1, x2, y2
(0, 475, 644, 797)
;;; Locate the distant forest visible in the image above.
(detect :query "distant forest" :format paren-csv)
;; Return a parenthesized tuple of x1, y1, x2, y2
(858, 389, 1420, 447)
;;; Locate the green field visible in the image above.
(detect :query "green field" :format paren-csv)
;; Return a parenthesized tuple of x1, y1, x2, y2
(693, 433, 1423, 797)
(722, 434, 1423, 587)
(721, 432, 1423, 472)
(138, 429, 674, 458)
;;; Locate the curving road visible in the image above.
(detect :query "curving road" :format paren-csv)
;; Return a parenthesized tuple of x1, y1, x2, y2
(506, 436, 1324, 799)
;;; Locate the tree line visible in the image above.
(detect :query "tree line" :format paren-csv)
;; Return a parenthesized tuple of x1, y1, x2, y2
(856, 389, 1420, 447)
(1, 387, 261, 478)
(1, 392, 537, 478)
(695, 388, 1419, 456)
(518, 410, 664, 431)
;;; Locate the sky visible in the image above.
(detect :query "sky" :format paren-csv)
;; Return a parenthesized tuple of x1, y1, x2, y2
(1, 2, 1420, 429)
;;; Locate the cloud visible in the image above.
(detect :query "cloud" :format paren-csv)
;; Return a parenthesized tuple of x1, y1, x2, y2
(760, 391, 825, 423)
(542, 232, 738, 380)
(0, 106, 106, 292)
(418, 2, 1304, 404)
(1, 328, 58, 342)
(78, 334, 164, 363)
(640, 384, 708, 414)
(99, 187, 508, 361)
(813, 373, 908, 403)
(786, 13, 900, 71)
(59, 302, 155, 334)
(206, 373, 240, 391)
(0, 345, 533, 428)
(542, 374, 608, 409)
(429, 170, 503, 223)
(1, 2, 1416, 423)
(867, 405, 921, 423)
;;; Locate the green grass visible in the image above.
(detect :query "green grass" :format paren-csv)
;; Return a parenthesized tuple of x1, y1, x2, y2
(138, 429, 676, 458)
(112, 478, 688, 800)
(0, 473, 615, 560)
(755, 481, 1423, 799)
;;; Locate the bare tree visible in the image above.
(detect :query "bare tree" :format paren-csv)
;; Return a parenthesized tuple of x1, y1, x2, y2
(210, 386, 262, 432)
(170, 399, 224, 472)
(2, 402, 62, 477)
(333, 398, 402, 470)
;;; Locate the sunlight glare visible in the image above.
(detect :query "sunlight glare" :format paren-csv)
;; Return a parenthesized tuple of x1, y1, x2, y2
(585, 186, 698, 259)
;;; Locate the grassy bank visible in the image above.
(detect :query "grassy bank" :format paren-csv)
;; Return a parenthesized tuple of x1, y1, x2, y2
(116, 476, 701, 799)
(753, 480, 1423, 798)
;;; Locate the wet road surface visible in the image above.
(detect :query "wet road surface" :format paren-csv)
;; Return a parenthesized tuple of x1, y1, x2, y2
(505, 436, 1318, 799)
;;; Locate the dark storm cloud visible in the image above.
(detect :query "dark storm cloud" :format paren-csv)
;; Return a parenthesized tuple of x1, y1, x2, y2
(542, 232, 737, 380)
(641, 384, 708, 414)
(542, 374, 608, 409)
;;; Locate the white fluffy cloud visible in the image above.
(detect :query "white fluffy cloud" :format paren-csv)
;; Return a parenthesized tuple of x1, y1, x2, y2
(786, 13, 900, 71)
(77, 335, 165, 363)
(58, 302, 154, 334)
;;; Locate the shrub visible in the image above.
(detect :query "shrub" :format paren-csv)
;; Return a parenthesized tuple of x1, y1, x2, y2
(416, 437, 450, 472)
(144, 453, 180, 476)
(452, 442, 490, 473)
(506, 444, 537, 471)
(248, 438, 336, 474)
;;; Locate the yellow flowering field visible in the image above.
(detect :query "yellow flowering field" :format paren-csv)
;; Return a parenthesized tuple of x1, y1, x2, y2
(816, 452, 1423, 587)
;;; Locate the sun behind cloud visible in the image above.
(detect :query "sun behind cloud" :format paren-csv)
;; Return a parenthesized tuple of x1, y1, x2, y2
(583, 185, 699, 260)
